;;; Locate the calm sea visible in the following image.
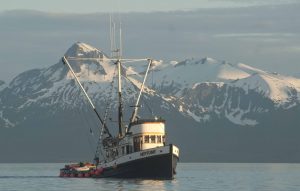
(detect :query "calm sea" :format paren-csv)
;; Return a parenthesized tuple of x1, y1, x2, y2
(0, 163, 300, 191)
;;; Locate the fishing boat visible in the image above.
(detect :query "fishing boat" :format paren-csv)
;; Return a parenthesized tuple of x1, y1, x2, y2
(59, 17, 179, 179)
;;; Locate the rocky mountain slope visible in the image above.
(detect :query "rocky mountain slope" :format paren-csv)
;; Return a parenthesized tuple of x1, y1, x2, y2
(153, 58, 300, 126)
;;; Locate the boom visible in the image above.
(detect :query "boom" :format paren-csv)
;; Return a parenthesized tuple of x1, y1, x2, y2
(62, 56, 112, 137)
(127, 59, 152, 132)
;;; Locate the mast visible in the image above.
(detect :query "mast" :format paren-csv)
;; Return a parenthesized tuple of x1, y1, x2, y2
(62, 56, 112, 137)
(110, 12, 124, 138)
(117, 59, 123, 137)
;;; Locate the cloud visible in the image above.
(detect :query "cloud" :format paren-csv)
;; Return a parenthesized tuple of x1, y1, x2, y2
(0, 4, 300, 81)
(1, 0, 299, 13)
(262, 46, 300, 54)
(213, 33, 300, 44)
(213, 33, 297, 38)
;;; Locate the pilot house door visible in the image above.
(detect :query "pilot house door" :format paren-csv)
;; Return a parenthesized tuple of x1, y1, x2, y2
(133, 136, 142, 152)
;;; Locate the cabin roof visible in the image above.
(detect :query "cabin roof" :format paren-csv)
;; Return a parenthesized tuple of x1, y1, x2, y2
(130, 118, 165, 126)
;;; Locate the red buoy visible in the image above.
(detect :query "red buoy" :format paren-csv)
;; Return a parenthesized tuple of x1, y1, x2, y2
(95, 168, 103, 176)
(78, 173, 83, 178)
(63, 174, 69, 177)
(70, 173, 76, 178)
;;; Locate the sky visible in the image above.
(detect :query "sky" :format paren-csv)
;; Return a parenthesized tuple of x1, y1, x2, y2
(0, 0, 300, 82)
(1, 0, 298, 13)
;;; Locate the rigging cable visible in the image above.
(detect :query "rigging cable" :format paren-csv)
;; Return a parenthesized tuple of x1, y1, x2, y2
(122, 70, 156, 120)
(94, 64, 118, 162)
(74, 95, 96, 156)
(141, 96, 155, 118)
(79, 95, 97, 143)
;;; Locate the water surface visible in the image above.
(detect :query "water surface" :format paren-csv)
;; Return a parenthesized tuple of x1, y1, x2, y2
(0, 163, 300, 191)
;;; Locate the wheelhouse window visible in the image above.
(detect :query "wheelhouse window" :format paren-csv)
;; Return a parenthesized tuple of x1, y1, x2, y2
(157, 135, 162, 143)
(150, 135, 156, 143)
(122, 146, 125, 155)
(126, 145, 131, 154)
(144, 135, 149, 143)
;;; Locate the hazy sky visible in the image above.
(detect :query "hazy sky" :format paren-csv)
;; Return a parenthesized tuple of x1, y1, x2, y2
(0, 0, 300, 82)
(1, 0, 298, 13)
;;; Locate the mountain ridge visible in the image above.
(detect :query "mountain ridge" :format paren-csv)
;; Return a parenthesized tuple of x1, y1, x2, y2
(1, 42, 300, 127)
(0, 42, 300, 162)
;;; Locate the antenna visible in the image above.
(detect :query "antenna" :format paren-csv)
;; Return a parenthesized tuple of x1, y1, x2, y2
(109, 12, 123, 59)
(113, 22, 117, 56)
(109, 14, 112, 58)
(119, 21, 122, 59)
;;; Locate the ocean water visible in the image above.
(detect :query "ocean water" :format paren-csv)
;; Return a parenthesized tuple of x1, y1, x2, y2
(0, 163, 300, 191)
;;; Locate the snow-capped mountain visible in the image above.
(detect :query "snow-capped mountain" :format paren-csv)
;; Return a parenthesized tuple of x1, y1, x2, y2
(154, 57, 300, 103)
(151, 58, 300, 126)
(0, 42, 142, 128)
(1, 42, 300, 128)
(1, 42, 300, 162)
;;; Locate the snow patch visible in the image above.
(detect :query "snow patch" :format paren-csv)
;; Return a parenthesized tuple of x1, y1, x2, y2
(0, 111, 15, 128)
(76, 42, 99, 52)
(232, 73, 300, 103)
(186, 110, 211, 123)
(225, 109, 258, 126)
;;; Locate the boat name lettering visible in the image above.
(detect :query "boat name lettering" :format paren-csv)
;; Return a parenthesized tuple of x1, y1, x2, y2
(140, 150, 156, 157)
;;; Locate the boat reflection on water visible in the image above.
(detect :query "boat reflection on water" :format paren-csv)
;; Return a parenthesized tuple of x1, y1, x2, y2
(103, 179, 179, 191)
